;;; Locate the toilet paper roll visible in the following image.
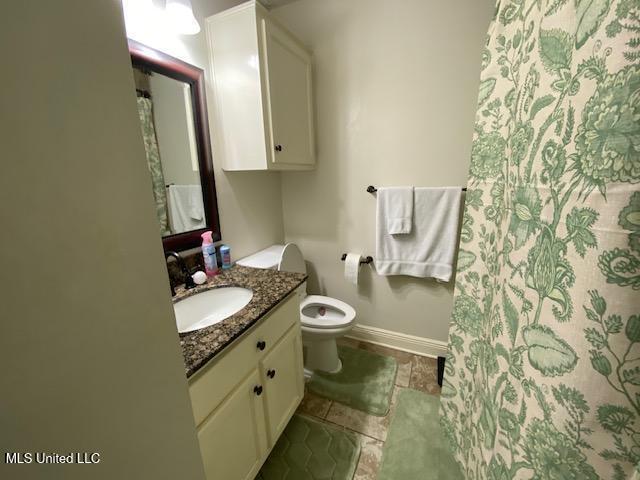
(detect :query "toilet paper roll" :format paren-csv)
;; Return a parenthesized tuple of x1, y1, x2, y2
(344, 253, 362, 285)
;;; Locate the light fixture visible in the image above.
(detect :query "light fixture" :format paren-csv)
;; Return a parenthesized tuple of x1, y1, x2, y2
(165, 0, 200, 35)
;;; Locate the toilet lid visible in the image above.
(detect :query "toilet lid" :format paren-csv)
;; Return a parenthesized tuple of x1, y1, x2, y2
(279, 243, 306, 274)
(300, 295, 356, 329)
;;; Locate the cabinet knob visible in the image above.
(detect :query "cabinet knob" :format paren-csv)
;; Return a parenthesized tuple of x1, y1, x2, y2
(256, 340, 266, 351)
(253, 385, 263, 396)
(275, 144, 283, 152)
(267, 369, 276, 379)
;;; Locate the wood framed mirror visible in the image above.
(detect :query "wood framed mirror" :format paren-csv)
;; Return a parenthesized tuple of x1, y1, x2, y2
(129, 39, 221, 251)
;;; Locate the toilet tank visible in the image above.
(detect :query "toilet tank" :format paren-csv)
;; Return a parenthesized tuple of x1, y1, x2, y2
(237, 244, 308, 299)
(236, 245, 285, 270)
(237, 243, 307, 274)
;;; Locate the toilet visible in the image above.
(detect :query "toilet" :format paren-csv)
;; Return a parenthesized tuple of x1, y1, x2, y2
(237, 243, 356, 374)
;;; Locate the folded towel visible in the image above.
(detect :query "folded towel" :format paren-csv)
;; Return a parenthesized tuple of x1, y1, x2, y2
(167, 185, 206, 233)
(376, 187, 462, 281)
(378, 187, 414, 235)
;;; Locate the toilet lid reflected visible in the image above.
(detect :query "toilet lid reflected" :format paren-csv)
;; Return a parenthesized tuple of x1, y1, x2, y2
(278, 243, 306, 274)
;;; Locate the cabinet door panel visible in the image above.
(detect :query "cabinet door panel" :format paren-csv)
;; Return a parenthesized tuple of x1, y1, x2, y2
(261, 325, 304, 444)
(262, 19, 314, 167)
(197, 369, 267, 480)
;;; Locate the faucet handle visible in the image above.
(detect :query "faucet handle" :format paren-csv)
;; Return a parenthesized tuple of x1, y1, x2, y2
(184, 272, 197, 290)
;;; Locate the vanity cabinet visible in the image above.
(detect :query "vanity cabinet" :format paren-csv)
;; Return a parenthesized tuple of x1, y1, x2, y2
(206, 1, 315, 171)
(188, 293, 304, 480)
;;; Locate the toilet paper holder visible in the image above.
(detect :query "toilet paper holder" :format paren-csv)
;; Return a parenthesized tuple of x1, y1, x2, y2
(341, 254, 373, 265)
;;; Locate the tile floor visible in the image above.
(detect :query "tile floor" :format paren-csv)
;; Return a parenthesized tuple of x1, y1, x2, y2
(295, 337, 441, 480)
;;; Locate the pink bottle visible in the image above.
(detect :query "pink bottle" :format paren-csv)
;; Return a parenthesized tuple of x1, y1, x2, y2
(201, 231, 219, 277)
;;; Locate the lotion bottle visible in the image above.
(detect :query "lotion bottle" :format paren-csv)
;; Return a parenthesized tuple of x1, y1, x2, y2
(201, 231, 218, 277)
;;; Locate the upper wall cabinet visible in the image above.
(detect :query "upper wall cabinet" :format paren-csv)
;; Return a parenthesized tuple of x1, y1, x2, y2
(206, 1, 315, 171)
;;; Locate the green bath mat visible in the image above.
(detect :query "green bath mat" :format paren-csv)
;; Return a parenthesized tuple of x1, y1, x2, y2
(308, 345, 397, 416)
(257, 414, 360, 480)
(378, 389, 463, 480)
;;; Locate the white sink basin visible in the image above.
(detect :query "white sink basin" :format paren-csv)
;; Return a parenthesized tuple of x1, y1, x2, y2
(174, 287, 253, 333)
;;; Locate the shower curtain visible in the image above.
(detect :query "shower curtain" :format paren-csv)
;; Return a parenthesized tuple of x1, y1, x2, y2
(440, 0, 639, 478)
(136, 96, 170, 236)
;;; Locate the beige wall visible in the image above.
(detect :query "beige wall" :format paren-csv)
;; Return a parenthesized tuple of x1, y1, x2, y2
(123, 0, 285, 259)
(273, 0, 494, 342)
(0, 1, 204, 478)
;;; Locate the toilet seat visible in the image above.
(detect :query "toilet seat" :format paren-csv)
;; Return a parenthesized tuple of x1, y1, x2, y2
(300, 295, 356, 329)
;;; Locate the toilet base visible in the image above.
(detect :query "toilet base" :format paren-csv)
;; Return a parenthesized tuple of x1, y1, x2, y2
(303, 337, 343, 374)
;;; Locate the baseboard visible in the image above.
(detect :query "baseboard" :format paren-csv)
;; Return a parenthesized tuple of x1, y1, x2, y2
(346, 324, 448, 359)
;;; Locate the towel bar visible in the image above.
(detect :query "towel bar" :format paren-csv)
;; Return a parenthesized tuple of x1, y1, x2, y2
(341, 254, 373, 265)
(366, 185, 467, 193)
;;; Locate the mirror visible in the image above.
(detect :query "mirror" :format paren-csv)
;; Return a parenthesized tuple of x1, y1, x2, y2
(129, 40, 221, 251)
(133, 69, 202, 235)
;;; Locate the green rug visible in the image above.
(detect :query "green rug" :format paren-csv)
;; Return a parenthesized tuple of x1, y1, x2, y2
(257, 414, 360, 480)
(378, 389, 463, 480)
(308, 345, 397, 416)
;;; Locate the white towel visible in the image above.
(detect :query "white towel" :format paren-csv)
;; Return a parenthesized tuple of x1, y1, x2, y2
(187, 188, 204, 221)
(376, 187, 462, 281)
(378, 187, 414, 234)
(167, 185, 206, 233)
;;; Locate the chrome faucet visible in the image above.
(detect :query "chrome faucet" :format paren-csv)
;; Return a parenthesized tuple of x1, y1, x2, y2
(164, 251, 197, 296)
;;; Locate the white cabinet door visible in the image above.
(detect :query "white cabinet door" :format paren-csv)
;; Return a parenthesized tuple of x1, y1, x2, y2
(262, 18, 314, 167)
(261, 325, 304, 444)
(197, 369, 268, 480)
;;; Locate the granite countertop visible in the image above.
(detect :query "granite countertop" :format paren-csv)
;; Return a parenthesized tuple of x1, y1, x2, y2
(174, 265, 307, 378)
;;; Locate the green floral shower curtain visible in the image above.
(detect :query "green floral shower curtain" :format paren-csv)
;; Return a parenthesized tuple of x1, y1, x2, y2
(136, 96, 170, 236)
(440, 0, 640, 478)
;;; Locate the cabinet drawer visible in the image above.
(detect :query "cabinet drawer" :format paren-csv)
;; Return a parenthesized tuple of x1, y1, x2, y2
(189, 292, 298, 426)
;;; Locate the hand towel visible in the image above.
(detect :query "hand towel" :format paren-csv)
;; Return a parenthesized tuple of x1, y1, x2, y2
(187, 187, 204, 221)
(376, 187, 462, 281)
(378, 187, 414, 234)
(167, 185, 206, 233)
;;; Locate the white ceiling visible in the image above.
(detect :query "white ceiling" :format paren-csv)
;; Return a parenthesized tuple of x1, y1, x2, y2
(261, 0, 301, 9)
